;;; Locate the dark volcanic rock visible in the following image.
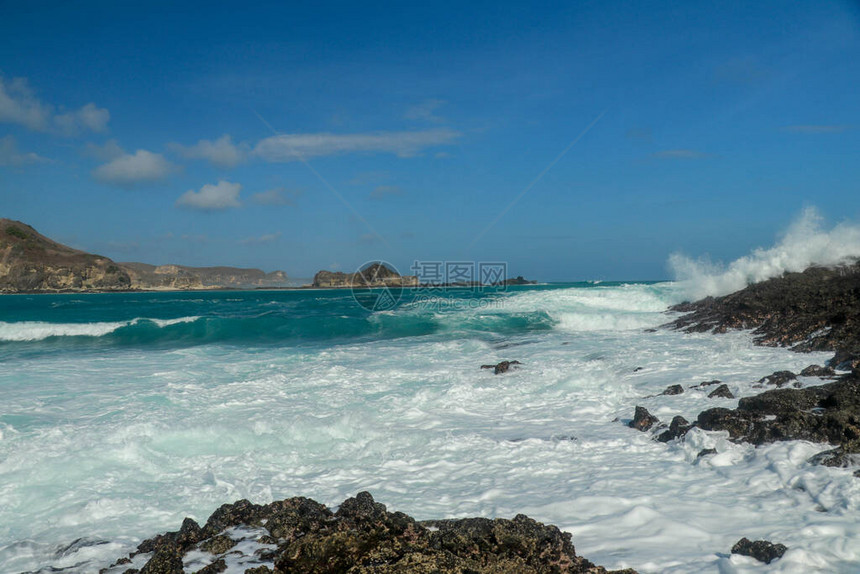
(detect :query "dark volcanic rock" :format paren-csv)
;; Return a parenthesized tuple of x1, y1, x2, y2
(481, 360, 523, 374)
(830, 350, 860, 372)
(668, 262, 860, 357)
(697, 448, 717, 458)
(660, 384, 684, 396)
(194, 559, 226, 574)
(629, 406, 659, 432)
(696, 375, 860, 452)
(707, 384, 735, 399)
(801, 364, 836, 377)
(125, 492, 633, 574)
(656, 416, 691, 442)
(136, 517, 203, 555)
(200, 534, 236, 555)
(730, 537, 787, 564)
(758, 370, 797, 388)
(140, 543, 183, 574)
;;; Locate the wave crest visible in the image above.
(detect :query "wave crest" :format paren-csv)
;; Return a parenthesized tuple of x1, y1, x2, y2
(0, 317, 201, 342)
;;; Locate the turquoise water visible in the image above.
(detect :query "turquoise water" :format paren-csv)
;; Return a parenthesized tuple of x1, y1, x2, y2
(1, 283, 857, 573)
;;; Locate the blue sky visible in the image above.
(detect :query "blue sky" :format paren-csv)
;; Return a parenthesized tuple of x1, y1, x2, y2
(1, 0, 858, 281)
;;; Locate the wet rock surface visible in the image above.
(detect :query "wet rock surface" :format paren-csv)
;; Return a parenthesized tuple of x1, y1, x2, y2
(656, 416, 691, 443)
(695, 374, 860, 455)
(668, 261, 860, 358)
(110, 492, 635, 574)
(730, 537, 787, 564)
(757, 370, 797, 388)
(628, 406, 659, 431)
(800, 364, 836, 377)
(660, 384, 684, 396)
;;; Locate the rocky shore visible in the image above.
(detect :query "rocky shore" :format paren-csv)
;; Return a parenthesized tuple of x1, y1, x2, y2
(639, 262, 860, 468)
(102, 492, 634, 574)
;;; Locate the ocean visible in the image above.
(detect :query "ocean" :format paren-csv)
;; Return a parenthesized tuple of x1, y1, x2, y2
(0, 282, 858, 573)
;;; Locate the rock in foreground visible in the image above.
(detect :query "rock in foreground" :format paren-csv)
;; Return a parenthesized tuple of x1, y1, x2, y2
(109, 492, 636, 574)
(695, 374, 860, 457)
(730, 537, 787, 564)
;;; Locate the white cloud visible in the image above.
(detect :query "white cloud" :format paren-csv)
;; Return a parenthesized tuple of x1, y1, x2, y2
(250, 187, 300, 205)
(55, 102, 110, 135)
(93, 150, 175, 186)
(404, 99, 447, 123)
(239, 231, 281, 245)
(0, 75, 109, 134)
(0, 76, 51, 130)
(369, 185, 402, 199)
(176, 180, 242, 210)
(254, 128, 460, 162)
(169, 134, 247, 168)
(0, 135, 49, 166)
(83, 139, 124, 161)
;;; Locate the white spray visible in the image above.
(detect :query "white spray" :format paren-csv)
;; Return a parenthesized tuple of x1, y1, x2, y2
(669, 207, 860, 301)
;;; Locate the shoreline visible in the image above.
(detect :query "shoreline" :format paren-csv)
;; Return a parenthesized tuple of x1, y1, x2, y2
(0, 280, 666, 297)
(5, 267, 858, 572)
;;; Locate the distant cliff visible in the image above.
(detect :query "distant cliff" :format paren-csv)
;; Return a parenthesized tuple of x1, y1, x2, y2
(0, 219, 289, 293)
(121, 262, 288, 290)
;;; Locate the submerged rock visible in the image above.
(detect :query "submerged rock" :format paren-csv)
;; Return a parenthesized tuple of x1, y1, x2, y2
(660, 384, 684, 396)
(481, 360, 523, 374)
(629, 406, 659, 432)
(808, 446, 860, 468)
(730, 537, 787, 564)
(116, 492, 634, 574)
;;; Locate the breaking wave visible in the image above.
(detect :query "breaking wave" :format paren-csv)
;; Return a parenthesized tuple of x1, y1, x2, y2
(670, 207, 860, 300)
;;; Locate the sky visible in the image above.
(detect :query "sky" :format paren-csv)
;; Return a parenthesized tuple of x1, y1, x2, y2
(1, 0, 859, 281)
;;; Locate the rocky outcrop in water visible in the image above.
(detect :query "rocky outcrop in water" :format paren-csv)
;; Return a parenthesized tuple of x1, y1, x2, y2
(481, 360, 523, 374)
(313, 263, 418, 288)
(105, 492, 635, 574)
(628, 406, 659, 431)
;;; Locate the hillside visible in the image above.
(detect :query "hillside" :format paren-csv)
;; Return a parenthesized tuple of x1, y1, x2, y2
(0, 219, 289, 293)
